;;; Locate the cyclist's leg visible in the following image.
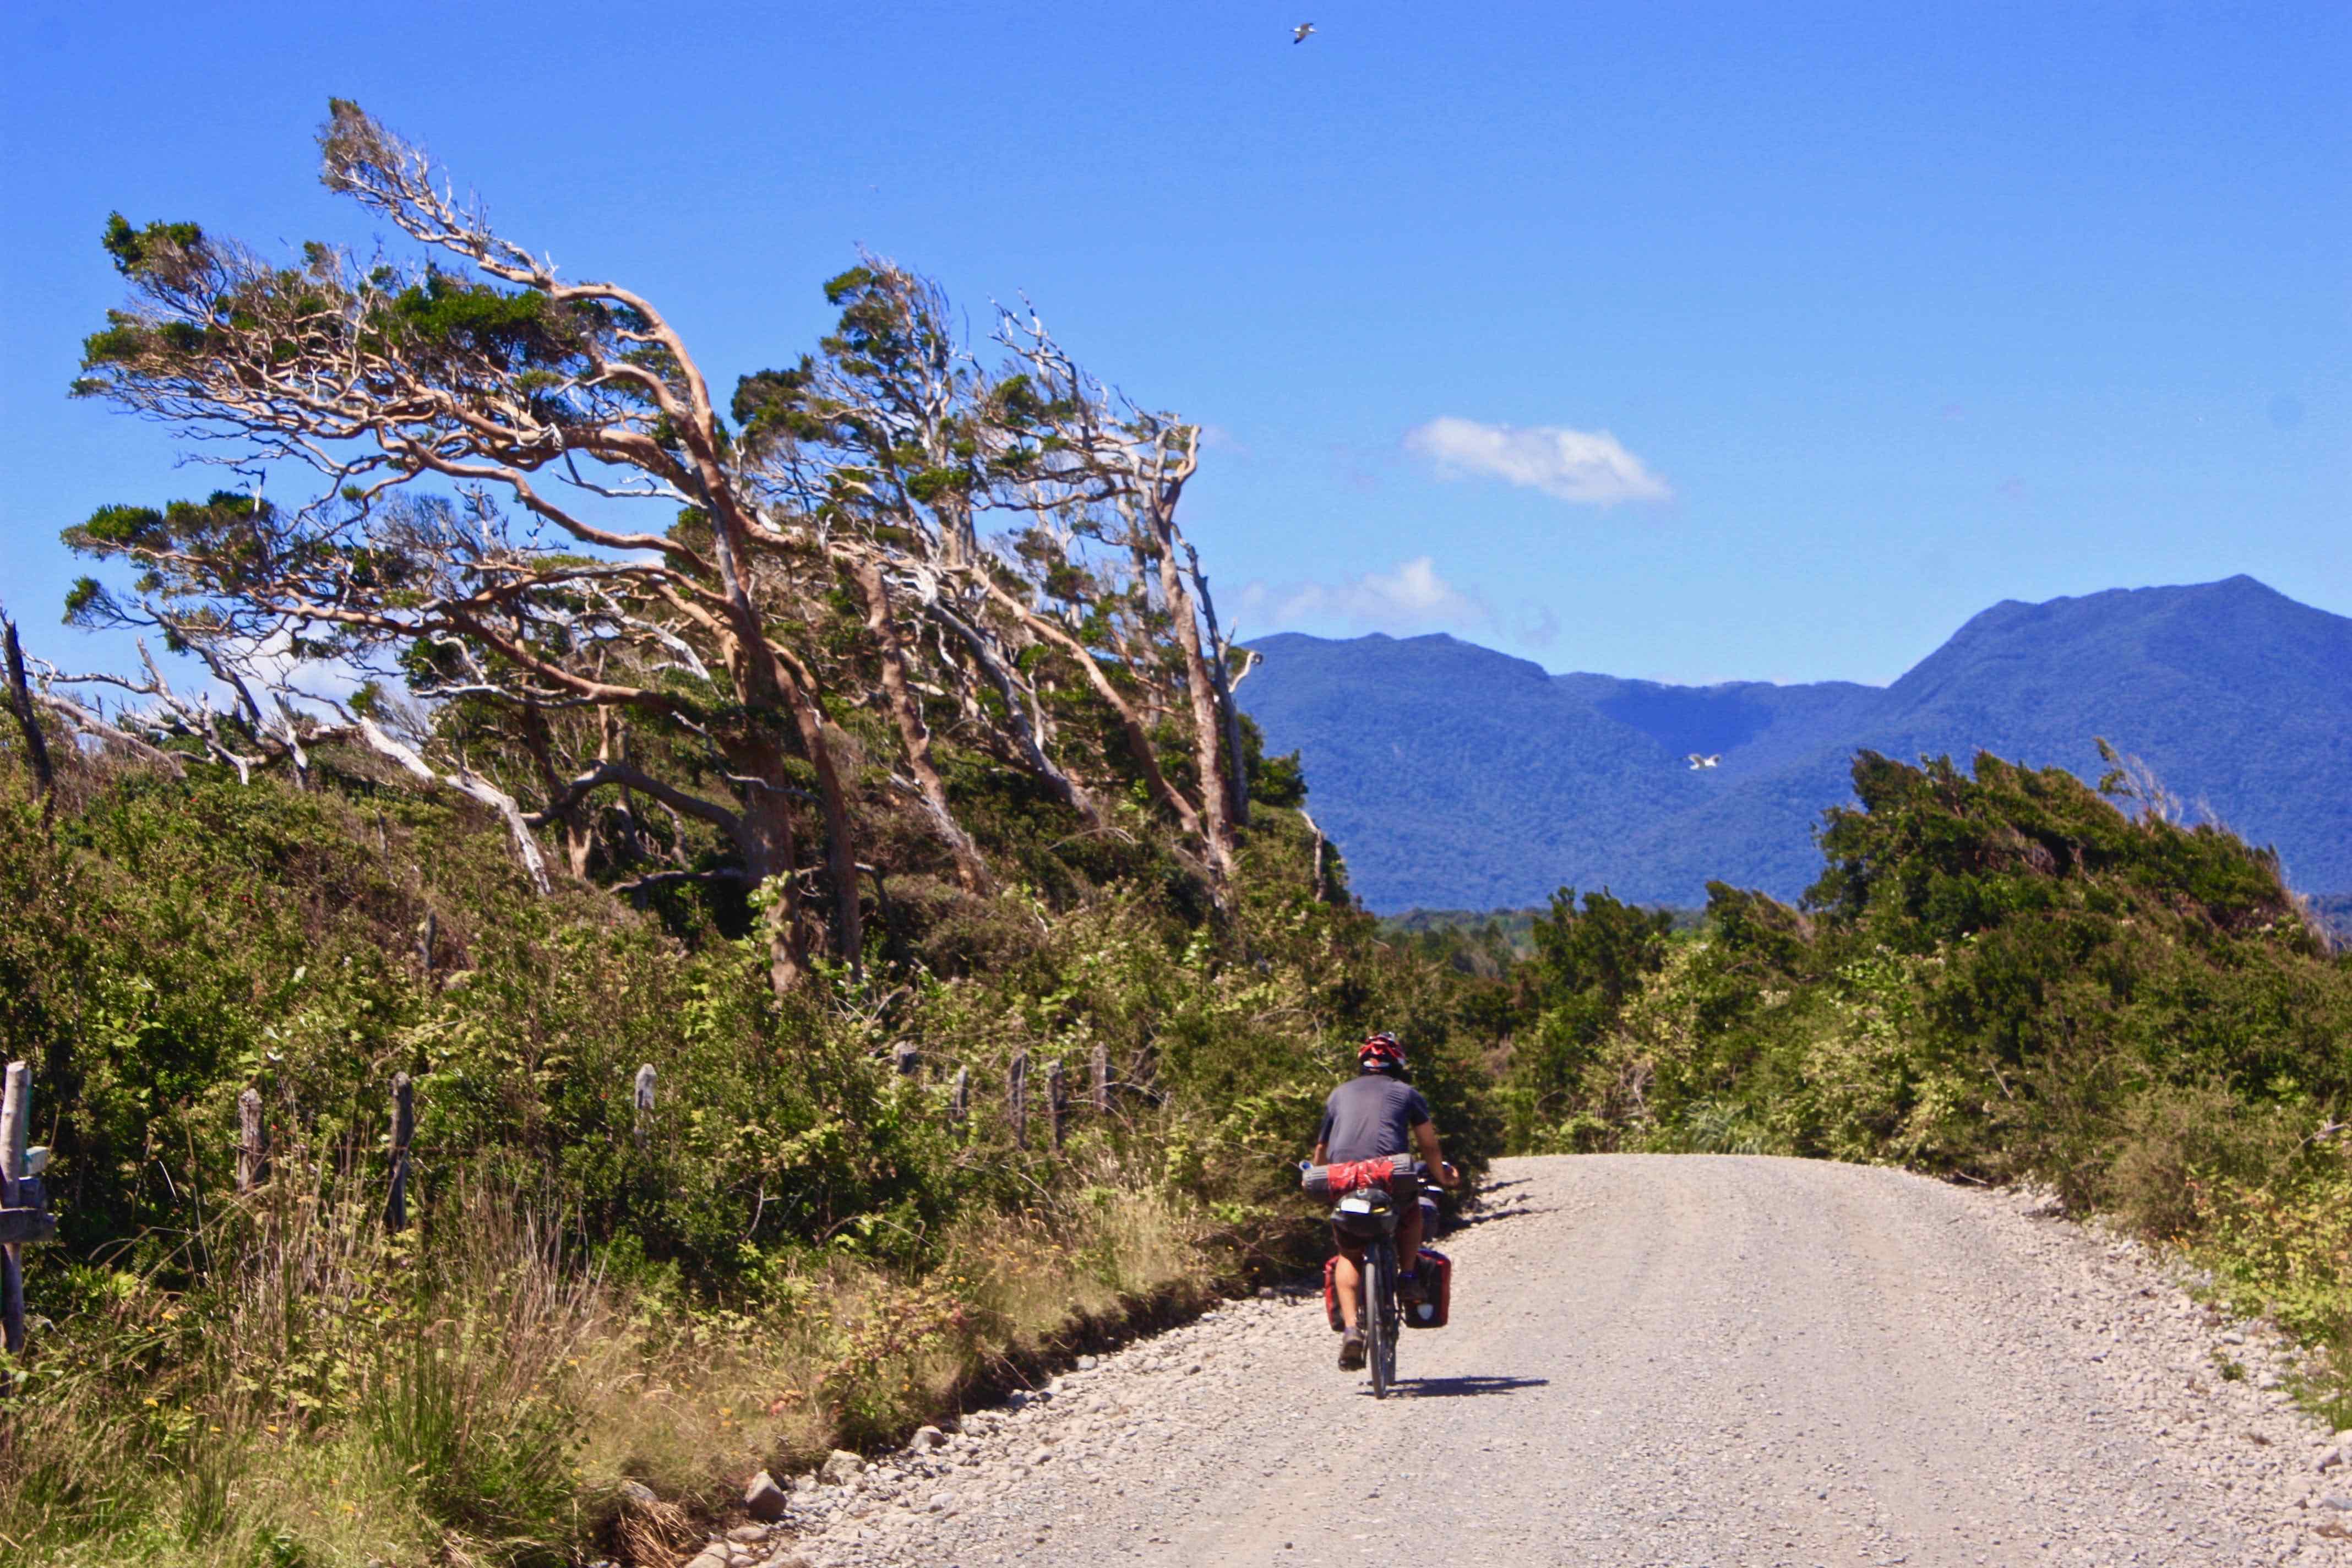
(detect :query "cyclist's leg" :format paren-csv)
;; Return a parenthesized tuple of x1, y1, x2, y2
(1331, 1226, 1365, 1331)
(1392, 1177, 1425, 1296)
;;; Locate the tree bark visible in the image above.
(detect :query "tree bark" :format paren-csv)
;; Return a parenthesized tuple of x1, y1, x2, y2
(852, 557, 990, 893)
(1184, 545, 1251, 831)
(1153, 528, 1234, 894)
(749, 639, 862, 978)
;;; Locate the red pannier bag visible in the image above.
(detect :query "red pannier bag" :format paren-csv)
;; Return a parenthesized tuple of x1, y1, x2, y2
(1402, 1248, 1451, 1330)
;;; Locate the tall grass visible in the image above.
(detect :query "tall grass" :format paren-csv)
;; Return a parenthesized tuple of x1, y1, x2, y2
(0, 1134, 1223, 1566)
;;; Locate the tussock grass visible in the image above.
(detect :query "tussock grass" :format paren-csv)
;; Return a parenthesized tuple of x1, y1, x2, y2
(0, 1140, 1226, 1566)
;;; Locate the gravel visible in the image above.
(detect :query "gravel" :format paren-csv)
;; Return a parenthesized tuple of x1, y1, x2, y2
(737, 1155, 2352, 1566)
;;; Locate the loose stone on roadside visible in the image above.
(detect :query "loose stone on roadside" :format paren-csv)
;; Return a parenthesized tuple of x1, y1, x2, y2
(743, 1470, 789, 1521)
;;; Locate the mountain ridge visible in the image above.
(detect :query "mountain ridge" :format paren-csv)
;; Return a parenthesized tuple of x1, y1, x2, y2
(1238, 576, 2352, 911)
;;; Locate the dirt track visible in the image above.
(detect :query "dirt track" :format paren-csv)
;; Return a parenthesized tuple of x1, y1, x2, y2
(787, 1155, 2352, 1567)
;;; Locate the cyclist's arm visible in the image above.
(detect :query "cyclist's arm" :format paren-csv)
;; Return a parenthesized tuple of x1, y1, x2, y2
(1312, 1140, 1329, 1164)
(1413, 1120, 1457, 1186)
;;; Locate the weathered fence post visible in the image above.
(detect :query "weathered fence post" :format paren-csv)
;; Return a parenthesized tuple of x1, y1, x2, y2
(951, 1066, 970, 1140)
(891, 1041, 921, 1077)
(1047, 1060, 1068, 1151)
(0, 1062, 58, 1370)
(1090, 1042, 1111, 1115)
(633, 1064, 656, 1152)
(1008, 1052, 1029, 1150)
(1, 1063, 29, 1359)
(384, 1072, 415, 1231)
(236, 1086, 270, 1193)
(418, 909, 438, 976)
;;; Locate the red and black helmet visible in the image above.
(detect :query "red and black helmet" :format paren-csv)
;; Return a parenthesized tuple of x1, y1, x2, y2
(1357, 1032, 1408, 1074)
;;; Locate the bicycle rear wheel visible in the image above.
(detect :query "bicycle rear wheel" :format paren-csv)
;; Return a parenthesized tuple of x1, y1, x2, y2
(1364, 1239, 1393, 1399)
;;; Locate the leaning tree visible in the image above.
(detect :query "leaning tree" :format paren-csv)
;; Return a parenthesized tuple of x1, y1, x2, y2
(59, 102, 1256, 990)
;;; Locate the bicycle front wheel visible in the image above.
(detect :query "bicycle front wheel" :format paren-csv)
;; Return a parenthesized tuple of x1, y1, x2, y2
(1374, 1239, 1400, 1390)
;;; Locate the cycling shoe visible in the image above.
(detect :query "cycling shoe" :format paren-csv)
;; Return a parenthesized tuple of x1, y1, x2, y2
(1338, 1329, 1365, 1370)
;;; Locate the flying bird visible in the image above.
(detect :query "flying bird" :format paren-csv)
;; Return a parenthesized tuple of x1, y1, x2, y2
(1686, 754, 1721, 770)
(1293, 22, 1315, 43)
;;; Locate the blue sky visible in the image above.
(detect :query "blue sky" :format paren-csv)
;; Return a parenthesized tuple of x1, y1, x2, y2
(3, 1, 2345, 687)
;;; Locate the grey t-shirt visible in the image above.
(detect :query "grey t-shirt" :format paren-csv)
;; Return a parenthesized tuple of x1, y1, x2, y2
(1316, 1074, 1431, 1164)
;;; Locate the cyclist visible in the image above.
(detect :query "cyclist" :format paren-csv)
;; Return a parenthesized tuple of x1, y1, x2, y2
(1314, 1031, 1457, 1369)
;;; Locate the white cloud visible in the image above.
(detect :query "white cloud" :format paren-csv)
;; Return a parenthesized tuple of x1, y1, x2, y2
(1239, 556, 1487, 634)
(1403, 416, 1671, 505)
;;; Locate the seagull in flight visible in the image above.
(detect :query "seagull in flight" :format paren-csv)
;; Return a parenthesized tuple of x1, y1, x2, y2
(1293, 22, 1316, 43)
(1686, 753, 1721, 770)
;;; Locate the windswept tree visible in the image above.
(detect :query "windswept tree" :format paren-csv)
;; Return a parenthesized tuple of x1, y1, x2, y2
(733, 264, 1254, 895)
(61, 102, 1259, 989)
(986, 308, 1252, 889)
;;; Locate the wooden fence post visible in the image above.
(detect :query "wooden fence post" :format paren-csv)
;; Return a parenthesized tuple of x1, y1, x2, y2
(951, 1066, 970, 1141)
(1090, 1042, 1111, 1115)
(384, 1072, 414, 1231)
(237, 1086, 270, 1193)
(633, 1064, 656, 1152)
(1, 1063, 29, 1359)
(891, 1041, 921, 1077)
(418, 909, 438, 976)
(1047, 1060, 1068, 1151)
(1008, 1052, 1028, 1150)
(0, 1061, 57, 1371)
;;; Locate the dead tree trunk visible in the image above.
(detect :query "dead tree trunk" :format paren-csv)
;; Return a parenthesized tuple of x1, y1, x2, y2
(1152, 536, 1234, 893)
(1183, 545, 1251, 831)
(1, 614, 55, 826)
(1300, 809, 1332, 902)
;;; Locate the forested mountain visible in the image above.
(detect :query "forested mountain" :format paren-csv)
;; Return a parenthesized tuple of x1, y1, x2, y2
(1240, 576, 2352, 911)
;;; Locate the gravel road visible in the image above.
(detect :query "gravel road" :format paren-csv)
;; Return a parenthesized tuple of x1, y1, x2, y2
(768, 1155, 2352, 1567)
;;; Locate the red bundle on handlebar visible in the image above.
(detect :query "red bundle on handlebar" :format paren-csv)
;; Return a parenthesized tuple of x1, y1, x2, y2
(1299, 1152, 1418, 1200)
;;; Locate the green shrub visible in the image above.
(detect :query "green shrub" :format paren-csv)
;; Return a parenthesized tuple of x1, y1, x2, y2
(0, 740, 1503, 1562)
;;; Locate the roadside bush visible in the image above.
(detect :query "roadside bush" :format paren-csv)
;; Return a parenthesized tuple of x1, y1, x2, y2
(0, 741, 1500, 1564)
